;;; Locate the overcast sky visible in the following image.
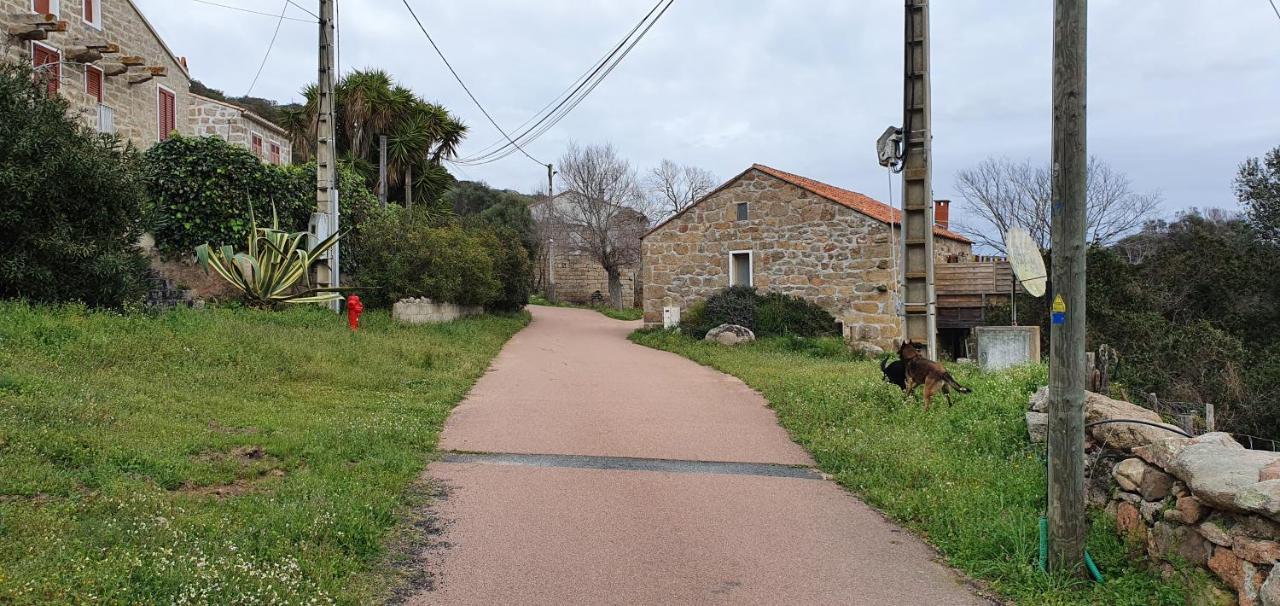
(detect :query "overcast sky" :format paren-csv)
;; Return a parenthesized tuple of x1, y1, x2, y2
(138, 0, 1280, 239)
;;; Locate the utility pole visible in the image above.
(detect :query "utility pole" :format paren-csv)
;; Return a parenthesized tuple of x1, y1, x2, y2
(900, 0, 938, 359)
(546, 163, 556, 302)
(378, 134, 388, 208)
(314, 0, 339, 305)
(1047, 0, 1088, 577)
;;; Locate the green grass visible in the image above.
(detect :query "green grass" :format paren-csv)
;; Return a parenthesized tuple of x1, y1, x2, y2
(630, 329, 1192, 605)
(529, 294, 643, 321)
(0, 302, 528, 604)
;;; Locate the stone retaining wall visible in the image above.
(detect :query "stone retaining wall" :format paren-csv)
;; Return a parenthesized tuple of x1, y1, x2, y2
(392, 298, 483, 324)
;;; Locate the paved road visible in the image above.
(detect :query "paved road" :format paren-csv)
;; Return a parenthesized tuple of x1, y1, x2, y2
(408, 305, 987, 606)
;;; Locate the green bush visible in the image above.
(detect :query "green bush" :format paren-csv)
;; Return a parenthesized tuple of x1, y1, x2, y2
(142, 135, 312, 257)
(479, 228, 532, 312)
(0, 62, 150, 307)
(356, 208, 501, 309)
(680, 287, 838, 339)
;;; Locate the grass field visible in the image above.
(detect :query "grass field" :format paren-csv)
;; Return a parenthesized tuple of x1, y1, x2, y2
(0, 303, 527, 604)
(630, 330, 1197, 605)
(528, 295, 644, 321)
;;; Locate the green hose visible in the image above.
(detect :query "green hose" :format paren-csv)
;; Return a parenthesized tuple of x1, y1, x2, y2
(1038, 516, 1104, 584)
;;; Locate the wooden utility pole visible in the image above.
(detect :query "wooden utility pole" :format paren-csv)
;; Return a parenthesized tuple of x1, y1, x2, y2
(900, 0, 938, 358)
(1047, 0, 1088, 577)
(378, 134, 388, 208)
(314, 0, 339, 302)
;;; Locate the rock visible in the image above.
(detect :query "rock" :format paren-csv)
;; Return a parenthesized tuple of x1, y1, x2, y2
(1235, 536, 1280, 564)
(852, 342, 884, 357)
(1209, 544, 1265, 605)
(1260, 569, 1280, 606)
(1029, 386, 1049, 413)
(1142, 500, 1165, 524)
(1085, 391, 1186, 450)
(1262, 461, 1280, 482)
(1136, 436, 1193, 470)
(1116, 501, 1142, 533)
(1150, 521, 1212, 566)
(1026, 411, 1048, 443)
(704, 324, 755, 346)
(1201, 517, 1236, 546)
(1142, 468, 1175, 501)
(1233, 515, 1280, 541)
(1115, 458, 1148, 492)
(1171, 445, 1280, 512)
(1238, 481, 1280, 522)
(1116, 490, 1143, 504)
(1173, 481, 1191, 498)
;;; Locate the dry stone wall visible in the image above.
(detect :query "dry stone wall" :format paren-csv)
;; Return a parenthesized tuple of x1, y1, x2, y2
(2, 0, 194, 149)
(641, 169, 969, 351)
(548, 252, 636, 308)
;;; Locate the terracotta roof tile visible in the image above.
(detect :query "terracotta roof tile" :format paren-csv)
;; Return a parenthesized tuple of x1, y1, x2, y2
(750, 164, 971, 243)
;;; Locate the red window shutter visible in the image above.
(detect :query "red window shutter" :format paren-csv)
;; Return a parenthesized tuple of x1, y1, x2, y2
(270, 143, 280, 164)
(252, 135, 263, 158)
(32, 45, 59, 96)
(158, 89, 176, 140)
(84, 0, 95, 23)
(33, 0, 52, 15)
(86, 66, 102, 102)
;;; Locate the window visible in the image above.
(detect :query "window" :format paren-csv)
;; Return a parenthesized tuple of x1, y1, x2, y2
(157, 86, 176, 141)
(83, 0, 100, 28)
(251, 134, 263, 158)
(736, 202, 749, 221)
(32, 0, 58, 17)
(85, 65, 103, 102)
(31, 43, 59, 97)
(269, 142, 281, 165)
(729, 250, 753, 287)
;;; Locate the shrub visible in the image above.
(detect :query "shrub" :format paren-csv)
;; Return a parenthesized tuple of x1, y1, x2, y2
(479, 228, 532, 312)
(679, 287, 839, 340)
(0, 62, 150, 307)
(142, 135, 312, 257)
(356, 208, 501, 309)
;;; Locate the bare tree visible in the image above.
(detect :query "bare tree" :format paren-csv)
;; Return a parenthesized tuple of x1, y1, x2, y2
(546, 142, 652, 308)
(645, 159, 717, 219)
(954, 156, 1161, 254)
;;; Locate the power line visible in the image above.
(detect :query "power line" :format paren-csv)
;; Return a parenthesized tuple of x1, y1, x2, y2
(457, 0, 668, 163)
(286, 0, 318, 20)
(401, 0, 546, 167)
(190, 0, 313, 23)
(1268, 0, 1280, 22)
(452, 0, 673, 166)
(245, 0, 289, 96)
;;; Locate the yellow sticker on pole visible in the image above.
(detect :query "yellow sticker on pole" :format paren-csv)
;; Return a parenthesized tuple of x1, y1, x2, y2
(1051, 294, 1066, 325)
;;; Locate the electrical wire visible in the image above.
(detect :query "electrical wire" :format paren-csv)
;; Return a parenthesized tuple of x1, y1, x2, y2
(401, 0, 545, 167)
(286, 0, 319, 20)
(190, 0, 313, 23)
(245, 0, 289, 96)
(452, 0, 673, 166)
(456, 0, 668, 162)
(1268, 0, 1280, 22)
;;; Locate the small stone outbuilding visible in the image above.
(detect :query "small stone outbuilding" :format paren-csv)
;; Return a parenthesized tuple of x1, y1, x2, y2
(641, 164, 972, 351)
(190, 94, 292, 165)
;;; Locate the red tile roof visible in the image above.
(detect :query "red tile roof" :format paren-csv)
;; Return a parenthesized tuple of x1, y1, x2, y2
(750, 164, 971, 243)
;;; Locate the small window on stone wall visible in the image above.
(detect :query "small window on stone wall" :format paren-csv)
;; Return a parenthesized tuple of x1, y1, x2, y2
(736, 202, 748, 221)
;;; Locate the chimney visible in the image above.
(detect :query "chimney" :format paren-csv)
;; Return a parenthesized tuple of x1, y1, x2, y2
(934, 199, 950, 230)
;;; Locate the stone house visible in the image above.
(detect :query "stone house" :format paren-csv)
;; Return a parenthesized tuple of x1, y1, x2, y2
(531, 193, 642, 308)
(641, 164, 972, 351)
(191, 93, 292, 165)
(2, 0, 194, 148)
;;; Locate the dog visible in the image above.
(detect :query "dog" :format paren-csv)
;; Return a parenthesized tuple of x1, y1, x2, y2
(880, 355, 907, 390)
(898, 341, 972, 411)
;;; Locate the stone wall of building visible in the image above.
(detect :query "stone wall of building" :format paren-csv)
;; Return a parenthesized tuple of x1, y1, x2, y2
(641, 169, 969, 350)
(2, 0, 194, 149)
(548, 251, 636, 308)
(191, 94, 292, 164)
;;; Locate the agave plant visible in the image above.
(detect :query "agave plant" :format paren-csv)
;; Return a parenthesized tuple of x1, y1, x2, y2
(195, 211, 343, 308)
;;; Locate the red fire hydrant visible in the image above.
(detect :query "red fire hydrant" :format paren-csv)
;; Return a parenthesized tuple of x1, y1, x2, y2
(346, 294, 364, 331)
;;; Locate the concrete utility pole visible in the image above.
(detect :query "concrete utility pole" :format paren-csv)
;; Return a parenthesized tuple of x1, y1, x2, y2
(900, 0, 938, 359)
(378, 134, 388, 208)
(1047, 0, 1088, 577)
(314, 0, 339, 304)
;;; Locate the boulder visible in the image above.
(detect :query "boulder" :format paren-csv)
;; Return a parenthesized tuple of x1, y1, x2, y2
(1232, 514, 1280, 541)
(1136, 436, 1193, 470)
(1208, 546, 1266, 604)
(1116, 501, 1142, 534)
(852, 342, 884, 357)
(1234, 536, 1280, 565)
(1263, 460, 1280, 482)
(1261, 568, 1280, 606)
(1029, 386, 1049, 413)
(1169, 442, 1280, 512)
(1085, 391, 1185, 451)
(1166, 496, 1206, 526)
(704, 324, 755, 346)
(1026, 411, 1048, 443)
(1114, 458, 1147, 492)
(1200, 516, 1235, 547)
(1237, 480, 1280, 522)
(1150, 520, 1211, 566)
(1142, 468, 1175, 501)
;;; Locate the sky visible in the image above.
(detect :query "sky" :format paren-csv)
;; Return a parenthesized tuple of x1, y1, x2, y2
(138, 0, 1280, 240)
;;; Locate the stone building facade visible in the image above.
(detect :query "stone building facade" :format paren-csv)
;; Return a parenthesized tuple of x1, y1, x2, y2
(191, 94, 292, 165)
(641, 164, 972, 350)
(532, 194, 642, 309)
(2, 0, 194, 149)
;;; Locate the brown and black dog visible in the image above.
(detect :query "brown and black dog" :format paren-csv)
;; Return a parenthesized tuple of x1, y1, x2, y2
(898, 341, 972, 411)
